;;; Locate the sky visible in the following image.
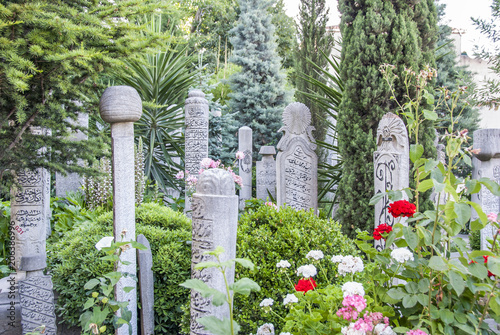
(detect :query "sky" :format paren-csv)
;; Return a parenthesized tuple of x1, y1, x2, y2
(283, 0, 494, 56)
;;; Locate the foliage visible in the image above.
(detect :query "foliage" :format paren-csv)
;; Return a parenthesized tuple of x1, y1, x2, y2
(48, 203, 192, 334)
(234, 205, 358, 334)
(228, 0, 293, 154)
(0, 0, 174, 193)
(269, 0, 298, 70)
(336, 0, 438, 237)
(180, 246, 260, 335)
(116, 16, 198, 193)
(294, 0, 334, 145)
(0, 201, 12, 267)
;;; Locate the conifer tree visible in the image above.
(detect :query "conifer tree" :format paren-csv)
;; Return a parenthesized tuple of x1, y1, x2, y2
(0, 0, 174, 191)
(336, 0, 437, 237)
(228, 0, 292, 151)
(295, 0, 334, 144)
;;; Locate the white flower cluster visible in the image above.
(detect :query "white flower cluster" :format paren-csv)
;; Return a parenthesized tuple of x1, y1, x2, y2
(341, 326, 364, 335)
(283, 293, 298, 306)
(331, 255, 344, 263)
(276, 260, 291, 269)
(390, 248, 414, 264)
(337, 255, 364, 276)
(296, 264, 317, 278)
(279, 333, 292, 335)
(306, 250, 324, 260)
(374, 324, 396, 335)
(259, 298, 274, 307)
(256, 323, 275, 335)
(341, 281, 365, 297)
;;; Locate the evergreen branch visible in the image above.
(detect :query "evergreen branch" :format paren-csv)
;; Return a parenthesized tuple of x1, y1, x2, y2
(4, 110, 40, 156)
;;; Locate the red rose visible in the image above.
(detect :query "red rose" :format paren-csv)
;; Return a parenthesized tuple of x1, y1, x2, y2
(388, 200, 416, 218)
(295, 278, 317, 293)
(484, 256, 495, 278)
(373, 223, 393, 240)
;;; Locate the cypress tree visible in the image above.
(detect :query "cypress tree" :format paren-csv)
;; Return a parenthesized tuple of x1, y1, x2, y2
(295, 0, 334, 144)
(0, 0, 174, 192)
(228, 0, 292, 152)
(336, 0, 437, 237)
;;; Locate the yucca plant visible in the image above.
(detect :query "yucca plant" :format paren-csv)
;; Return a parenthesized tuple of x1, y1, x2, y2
(118, 15, 198, 192)
(299, 50, 343, 217)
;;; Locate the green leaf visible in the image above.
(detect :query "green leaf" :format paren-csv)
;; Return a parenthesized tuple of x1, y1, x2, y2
(469, 262, 488, 279)
(428, 256, 448, 271)
(440, 309, 455, 324)
(418, 278, 430, 293)
(470, 218, 487, 231)
(369, 192, 385, 206)
(197, 316, 240, 335)
(417, 179, 434, 193)
(179, 279, 228, 306)
(233, 258, 254, 270)
(130, 241, 147, 250)
(449, 271, 465, 296)
(83, 297, 95, 310)
(205, 246, 225, 257)
(470, 250, 496, 258)
(84, 278, 100, 290)
(229, 278, 260, 296)
(423, 109, 438, 121)
(465, 180, 481, 194)
(488, 256, 500, 277)
(387, 288, 405, 300)
(402, 295, 418, 308)
(410, 144, 424, 163)
(423, 91, 435, 105)
(123, 286, 134, 293)
(479, 178, 500, 196)
(469, 201, 487, 225)
(194, 262, 220, 270)
(403, 226, 419, 250)
(454, 202, 471, 226)
(405, 282, 418, 294)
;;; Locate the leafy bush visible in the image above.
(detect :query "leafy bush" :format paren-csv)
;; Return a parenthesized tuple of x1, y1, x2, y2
(48, 203, 192, 334)
(234, 205, 358, 334)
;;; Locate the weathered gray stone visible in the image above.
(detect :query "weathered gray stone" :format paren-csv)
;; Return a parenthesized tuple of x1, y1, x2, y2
(137, 234, 154, 335)
(471, 129, 500, 250)
(19, 274, 56, 335)
(100, 85, 142, 335)
(276, 102, 318, 212)
(373, 113, 410, 251)
(238, 126, 253, 209)
(190, 169, 238, 335)
(55, 112, 89, 197)
(184, 90, 210, 215)
(0, 275, 22, 335)
(256, 146, 276, 201)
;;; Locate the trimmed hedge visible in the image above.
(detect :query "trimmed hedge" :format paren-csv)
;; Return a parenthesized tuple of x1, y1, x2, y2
(234, 205, 358, 334)
(48, 203, 192, 334)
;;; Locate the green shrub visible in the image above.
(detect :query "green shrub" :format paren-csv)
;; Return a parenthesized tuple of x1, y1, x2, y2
(234, 205, 358, 334)
(469, 229, 481, 250)
(48, 203, 192, 334)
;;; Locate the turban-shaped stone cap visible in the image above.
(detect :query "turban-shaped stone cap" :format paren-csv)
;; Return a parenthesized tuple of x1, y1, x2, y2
(99, 86, 142, 123)
(473, 128, 500, 161)
(195, 168, 235, 196)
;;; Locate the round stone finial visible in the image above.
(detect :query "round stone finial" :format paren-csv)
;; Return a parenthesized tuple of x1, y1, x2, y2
(185, 89, 208, 106)
(195, 169, 235, 196)
(99, 86, 142, 124)
(282, 102, 311, 135)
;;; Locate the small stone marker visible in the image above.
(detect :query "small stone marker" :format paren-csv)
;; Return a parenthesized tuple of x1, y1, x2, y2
(190, 169, 238, 335)
(100, 85, 142, 335)
(373, 113, 410, 251)
(185, 90, 209, 214)
(137, 234, 154, 335)
(256, 146, 277, 201)
(19, 275, 57, 334)
(238, 126, 253, 209)
(471, 129, 500, 250)
(276, 102, 318, 212)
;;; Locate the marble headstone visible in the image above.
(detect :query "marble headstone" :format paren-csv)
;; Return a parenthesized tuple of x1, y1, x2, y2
(190, 169, 238, 335)
(137, 234, 154, 335)
(276, 102, 318, 212)
(100, 85, 142, 335)
(373, 113, 410, 251)
(256, 146, 276, 201)
(19, 275, 57, 335)
(471, 129, 500, 250)
(238, 126, 253, 209)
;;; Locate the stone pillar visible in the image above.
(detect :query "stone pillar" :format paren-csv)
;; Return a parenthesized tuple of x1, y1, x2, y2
(238, 126, 253, 209)
(99, 86, 142, 335)
(373, 113, 410, 251)
(55, 112, 89, 197)
(190, 169, 238, 335)
(185, 90, 209, 214)
(137, 234, 154, 335)
(256, 146, 276, 201)
(471, 129, 500, 250)
(276, 102, 318, 212)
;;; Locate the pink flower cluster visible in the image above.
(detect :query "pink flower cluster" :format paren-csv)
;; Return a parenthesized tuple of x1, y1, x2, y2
(265, 202, 278, 209)
(488, 212, 498, 223)
(406, 330, 428, 335)
(177, 155, 244, 188)
(341, 312, 390, 334)
(336, 295, 367, 321)
(200, 158, 220, 170)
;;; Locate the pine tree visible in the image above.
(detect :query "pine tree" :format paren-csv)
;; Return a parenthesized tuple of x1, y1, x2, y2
(228, 0, 292, 151)
(295, 0, 334, 144)
(0, 0, 174, 192)
(336, 0, 437, 237)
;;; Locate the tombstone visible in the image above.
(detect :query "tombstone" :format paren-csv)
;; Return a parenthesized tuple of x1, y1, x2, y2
(431, 130, 447, 207)
(373, 113, 410, 251)
(471, 129, 500, 250)
(137, 234, 154, 335)
(276, 102, 318, 212)
(190, 169, 238, 335)
(9, 126, 57, 334)
(256, 146, 277, 201)
(55, 112, 89, 197)
(100, 85, 142, 335)
(238, 126, 253, 209)
(185, 90, 209, 214)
